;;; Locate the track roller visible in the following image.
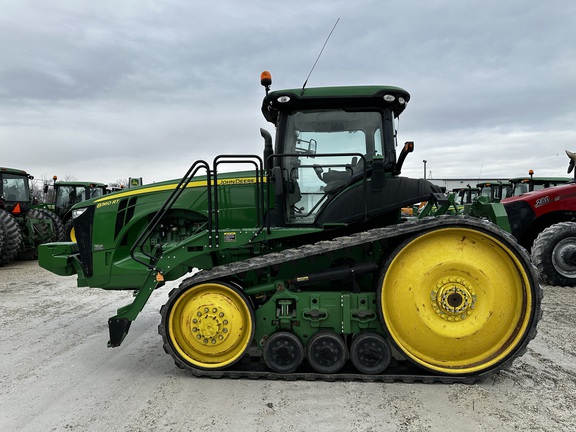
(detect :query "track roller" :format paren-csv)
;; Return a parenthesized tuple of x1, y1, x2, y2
(306, 331, 347, 374)
(350, 332, 392, 375)
(263, 332, 304, 373)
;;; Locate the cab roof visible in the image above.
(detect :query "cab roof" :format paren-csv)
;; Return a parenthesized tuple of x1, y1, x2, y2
(262, 85, 410, 124)
(55, 181, 108, 187)
(509, 177, 571, 183)
(0, 166, 31, 177)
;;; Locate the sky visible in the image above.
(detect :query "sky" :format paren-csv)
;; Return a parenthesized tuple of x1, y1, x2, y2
(1, 0, 576, 189)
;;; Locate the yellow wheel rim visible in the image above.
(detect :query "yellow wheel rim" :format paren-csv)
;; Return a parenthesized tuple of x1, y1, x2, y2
(168, 282, 253, 369)
(381, 227, 533, 374)
(69, 227, 77, 243)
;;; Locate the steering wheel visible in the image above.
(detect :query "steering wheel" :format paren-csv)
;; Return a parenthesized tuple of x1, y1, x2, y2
(313, 165, 325, 181)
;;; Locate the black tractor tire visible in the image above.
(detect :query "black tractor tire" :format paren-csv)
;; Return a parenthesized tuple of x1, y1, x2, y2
(0, 209, 24, 265)
(532, 221, 576, 287)
(32, 208, 66, 241)
(63, 218, 75, 242)
(0, 225, 4, 261)
(17, 208, 65, 260)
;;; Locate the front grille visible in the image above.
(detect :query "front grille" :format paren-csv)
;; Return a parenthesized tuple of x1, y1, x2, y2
(74, 206, 95, 277)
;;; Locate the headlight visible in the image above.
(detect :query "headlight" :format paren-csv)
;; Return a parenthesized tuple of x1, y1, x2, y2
(72, 208, 88, 219)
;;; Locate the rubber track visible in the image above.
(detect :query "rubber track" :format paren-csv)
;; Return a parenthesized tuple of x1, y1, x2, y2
(159, 215, 543, 384)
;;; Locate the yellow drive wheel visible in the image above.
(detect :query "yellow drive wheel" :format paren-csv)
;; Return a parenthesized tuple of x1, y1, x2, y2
(379, 226, 535, 375)
(167, 281, 254, 370)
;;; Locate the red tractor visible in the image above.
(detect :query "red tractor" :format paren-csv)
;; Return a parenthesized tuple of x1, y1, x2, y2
(502, 150, 576, 286)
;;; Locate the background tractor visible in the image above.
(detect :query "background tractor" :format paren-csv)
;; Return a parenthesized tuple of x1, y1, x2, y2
(496, 152, 576, 286)
(43, 177, 109, 241)
(38, 73, 541, 382)
(508, 171, 570, 196)
(453, 185, 480, 205)
(0, 167, 64, 264)
(477, 181, 512, 202)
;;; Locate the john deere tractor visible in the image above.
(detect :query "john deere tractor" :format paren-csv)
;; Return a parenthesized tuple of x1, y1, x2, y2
(509, 171, 570, 196)
(0, 167, 65, 264)
(477, 181, 512, 202)
(46, 177, 108, 241)
(38, 73, 541, 382)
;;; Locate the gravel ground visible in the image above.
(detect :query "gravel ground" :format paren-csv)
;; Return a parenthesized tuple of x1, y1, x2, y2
(1, 260, 575, 432)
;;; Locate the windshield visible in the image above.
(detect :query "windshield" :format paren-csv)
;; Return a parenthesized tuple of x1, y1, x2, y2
(284, 110, 383, 158)
(1, 173, 30, 202)
(89, 187, 105, 199)
(480, 187, 492, 197)
(56, 186, 86, 209)
(512, 183, 529, 196)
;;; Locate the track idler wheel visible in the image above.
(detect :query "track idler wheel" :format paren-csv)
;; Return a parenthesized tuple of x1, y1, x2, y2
(306, 331, 347, 374)
(350, 332, 392, 375)
(263, 332, 304, 374)
(379, 224, 539, 376)
(162, 281, 254, 370)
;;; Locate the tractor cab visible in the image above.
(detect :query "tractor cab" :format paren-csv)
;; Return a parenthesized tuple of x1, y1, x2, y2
(509, 170, 570, 196)
(260, 72, 435, 227)
(0, 167, 33, 216)
(452, 186, 480, 205)
(51, 179, 108, 221)
(476, 181, 512, 202)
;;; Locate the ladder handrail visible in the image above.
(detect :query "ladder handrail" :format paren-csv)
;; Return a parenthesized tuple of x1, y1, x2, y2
(129, 160, 211, 270)
(130, 156, 266, 271)
(213, 155, 265, 241)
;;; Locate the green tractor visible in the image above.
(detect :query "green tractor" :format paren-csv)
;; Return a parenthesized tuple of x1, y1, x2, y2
(38, 73, 541, 382)
(452, 185, 480, 205)
(46, 177, 108, 241)
(477, 181, 512, 202)
(509, 170, 570, 196)
(0, 167, 65, 264)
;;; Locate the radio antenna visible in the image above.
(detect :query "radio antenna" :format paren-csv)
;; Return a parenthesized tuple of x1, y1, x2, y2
(301, 18, 340, 95)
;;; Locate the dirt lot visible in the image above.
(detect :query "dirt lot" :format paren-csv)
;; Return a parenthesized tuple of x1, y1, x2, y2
(1, 260, 575, 432)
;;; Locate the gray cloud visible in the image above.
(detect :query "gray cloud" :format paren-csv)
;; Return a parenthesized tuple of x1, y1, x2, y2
(1, 0, 575, 186)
